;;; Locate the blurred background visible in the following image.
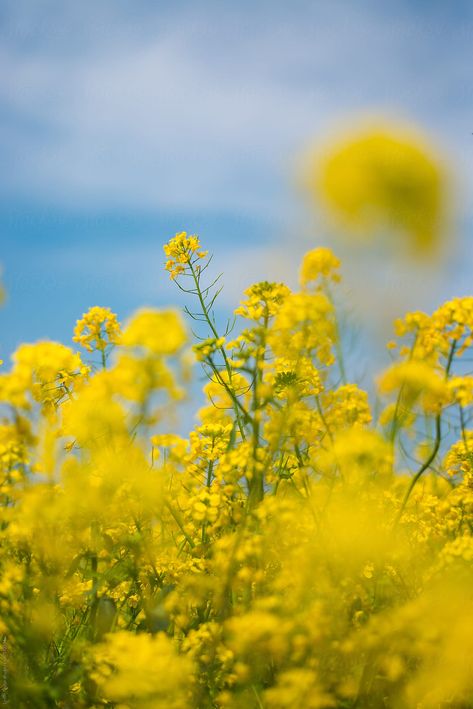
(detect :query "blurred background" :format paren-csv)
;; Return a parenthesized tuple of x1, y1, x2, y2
(1, 0, 472, 382)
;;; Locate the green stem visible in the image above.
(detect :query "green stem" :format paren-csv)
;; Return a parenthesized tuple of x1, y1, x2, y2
(165, 500, 195, 549)
(247, 318, 268, 507)
(99, 344, 107, 369)
(188, 260, 251, 438)
(325, 281, 346, 384)
(394, 341, 456, 525)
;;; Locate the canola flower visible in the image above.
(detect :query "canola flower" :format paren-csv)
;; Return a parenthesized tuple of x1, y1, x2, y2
(74, 306, 121, 355)
(0, 231, 472, 709)
(164, 231, 209, 280)
(304, 118, 449, 254)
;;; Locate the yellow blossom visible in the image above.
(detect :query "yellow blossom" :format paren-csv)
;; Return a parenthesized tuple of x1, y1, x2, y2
(73, 306, 121, 353)
(305, 118, 448, 253)
(299, 247, 341, 288)
(164, 231, 208, 279)
(121, 308, 187, 355)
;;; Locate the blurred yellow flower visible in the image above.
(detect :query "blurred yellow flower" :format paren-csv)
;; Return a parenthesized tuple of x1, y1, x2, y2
(299, 247, 341, 288)
(121, 308, 187, 356)
(304, 118, 449, 253)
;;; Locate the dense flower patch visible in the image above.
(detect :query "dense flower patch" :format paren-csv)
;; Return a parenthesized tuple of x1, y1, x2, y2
(1, 123, 471, 707)
(0, 229, 472, 708)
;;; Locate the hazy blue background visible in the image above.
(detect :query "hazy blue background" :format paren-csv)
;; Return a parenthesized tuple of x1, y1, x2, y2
(1, 1, 472, 379)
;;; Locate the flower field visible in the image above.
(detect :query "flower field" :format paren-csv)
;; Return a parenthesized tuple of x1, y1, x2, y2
(1, 130, 472, 708)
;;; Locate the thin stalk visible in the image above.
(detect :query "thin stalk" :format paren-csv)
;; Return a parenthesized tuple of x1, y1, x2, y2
(394, 341, 456, 525)
(188, 260, 251, 438)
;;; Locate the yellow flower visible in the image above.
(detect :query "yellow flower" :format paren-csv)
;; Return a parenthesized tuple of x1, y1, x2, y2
(269, 292, 336, 366)
(193, 337, 226, 362)
(121, 308, 187, 356)
(0, 341, 86, 414)
(448, 376, 473, 407)
(444, 434, 473, 478)
(299, 247, 341, 288)
(89, 631, 194, 708)
(164, 231, 208, 279)
(111, 352, 182, 404)
(235, 282, 291, 321)
(305, 118, 448, 253)
(392, 298, 473, 363)
(61, 371, 127, 448)
(378, 360, 450, 413)
(73, 306, 121, 353)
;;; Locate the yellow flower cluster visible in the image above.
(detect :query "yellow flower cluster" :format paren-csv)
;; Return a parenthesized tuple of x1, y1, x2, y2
(0, 235, 472, 708)
(0, 341, 87, 415)
(164, 231, 208, 279)
(235, 281, 291, 321)
(121, 308, 187, 356)
(73, 305, 121, 353)
(305, 119, 448, 253)
(299, 247, 341, 288)
(88, 631, 193, 708)
(270, 292, 336, 366)
(193, 336, 226, 362)
(379, 360, 450, 414)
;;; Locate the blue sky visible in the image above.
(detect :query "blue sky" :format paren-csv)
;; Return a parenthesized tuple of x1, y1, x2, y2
(1, 1, 472, 374)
